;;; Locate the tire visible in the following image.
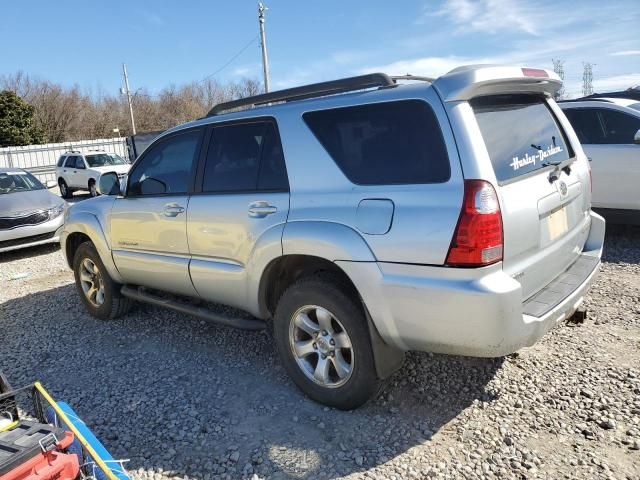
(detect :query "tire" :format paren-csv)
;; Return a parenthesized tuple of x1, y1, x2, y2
(59, 179, 72, 199)
(72, 241, 132, 320)
(273, 275, 381, 410)
(89, 180, 98, 197)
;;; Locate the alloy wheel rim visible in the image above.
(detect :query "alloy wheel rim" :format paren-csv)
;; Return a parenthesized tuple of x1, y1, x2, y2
(60, 183, 66, 195)
(288, 305, 354, 388)
(90, 184, 96, 196)
(79, 258, 105, 307)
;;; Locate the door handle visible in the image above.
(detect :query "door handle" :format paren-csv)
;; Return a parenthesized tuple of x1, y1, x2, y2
(248, 201, 277, 218)
(163, 204, 185, 217)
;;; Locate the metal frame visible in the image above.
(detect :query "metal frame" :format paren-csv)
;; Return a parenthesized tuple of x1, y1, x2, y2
(206, 73, 397, 116)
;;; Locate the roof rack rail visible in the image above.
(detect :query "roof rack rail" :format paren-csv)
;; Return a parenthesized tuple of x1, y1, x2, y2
(391, 74, 435, 83)
(207, 72, 395, 116)
(64, 150, 81, 154)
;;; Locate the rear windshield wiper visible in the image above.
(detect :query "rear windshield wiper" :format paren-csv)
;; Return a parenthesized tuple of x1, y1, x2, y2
(543, 156, 576, 182)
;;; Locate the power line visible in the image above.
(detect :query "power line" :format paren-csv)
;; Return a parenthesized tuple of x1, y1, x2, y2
(199, 35, 260, 84)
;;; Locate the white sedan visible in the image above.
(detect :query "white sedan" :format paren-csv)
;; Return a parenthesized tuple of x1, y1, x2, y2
(560, 98, 640, 224)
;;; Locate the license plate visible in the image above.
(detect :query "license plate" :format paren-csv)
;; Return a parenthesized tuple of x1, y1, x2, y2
(547, 207, 569, 240)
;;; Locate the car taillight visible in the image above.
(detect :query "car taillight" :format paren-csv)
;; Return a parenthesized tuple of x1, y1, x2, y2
(446, 180, 503, 267)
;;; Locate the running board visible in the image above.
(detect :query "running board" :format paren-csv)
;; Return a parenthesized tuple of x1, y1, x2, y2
(120, 285, 265, 331)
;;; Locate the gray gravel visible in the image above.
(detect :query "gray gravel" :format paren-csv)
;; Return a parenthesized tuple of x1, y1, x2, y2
(1, 224, 639, 480)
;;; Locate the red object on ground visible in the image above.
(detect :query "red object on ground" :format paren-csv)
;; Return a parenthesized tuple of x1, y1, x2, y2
(0, 431, 80, 480)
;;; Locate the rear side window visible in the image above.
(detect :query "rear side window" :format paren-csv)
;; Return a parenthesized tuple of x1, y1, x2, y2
(562, 108, 604, 144)
(471, 95, 571, 183)
(64, 156, 77, 168)
(303, 100, 450, 185)
(202, 121, 288, 193)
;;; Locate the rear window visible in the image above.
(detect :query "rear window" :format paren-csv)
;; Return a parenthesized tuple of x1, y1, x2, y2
(56, 156, 66, 167)
(303, 100, 450, 185)
(471, 95, 571, 182)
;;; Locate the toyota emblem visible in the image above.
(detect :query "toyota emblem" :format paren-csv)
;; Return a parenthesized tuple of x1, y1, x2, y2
(558, 181, 568, 196)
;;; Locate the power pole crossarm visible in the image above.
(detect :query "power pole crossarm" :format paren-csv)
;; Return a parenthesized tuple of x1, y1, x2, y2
(258, 3, 271, 93)
(122, 63, 137, 135)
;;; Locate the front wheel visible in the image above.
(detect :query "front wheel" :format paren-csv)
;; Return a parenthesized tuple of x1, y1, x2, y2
(59, 179, 71, 199)
(73, 242, 132, 320)
(273, 276, 381, 410)
(89, 180, 98, 197)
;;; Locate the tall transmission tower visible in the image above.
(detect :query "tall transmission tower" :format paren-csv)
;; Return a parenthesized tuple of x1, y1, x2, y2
(552, 58, 565, 100)
(582, 62, 594, 97)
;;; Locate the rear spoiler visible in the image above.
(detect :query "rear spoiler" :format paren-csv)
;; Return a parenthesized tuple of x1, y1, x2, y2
(432, 65, 562, 102)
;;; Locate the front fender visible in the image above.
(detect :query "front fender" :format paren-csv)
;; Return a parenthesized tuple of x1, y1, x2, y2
(61, 210, 123, 283)
(282, 221, 376, 261)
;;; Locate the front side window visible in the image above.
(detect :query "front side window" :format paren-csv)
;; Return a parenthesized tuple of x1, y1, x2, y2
(562, 108, 605, 144)
(75, 157, 86, 169)
(0, 171, 44, 195)
(202, 121, 288, 193)
(303, 100, 450, 185)
(598, 109, 640, 144)
(128, 129, 201, 196)
(471, 94, 571, 182)
(85, 153, 128, 167)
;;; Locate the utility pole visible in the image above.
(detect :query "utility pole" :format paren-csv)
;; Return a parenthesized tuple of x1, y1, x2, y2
(582, 62, 594, 97)
(121, 63, 136, 135)
(258, 3, 271, 93)
(552, 58, 565, 100)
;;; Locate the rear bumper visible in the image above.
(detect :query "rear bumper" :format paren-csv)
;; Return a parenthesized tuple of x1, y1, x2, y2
(338, 211, 605, 357)
(0, 217, 64, 253)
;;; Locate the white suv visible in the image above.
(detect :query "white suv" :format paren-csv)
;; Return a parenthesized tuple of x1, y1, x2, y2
(560, 98, 640, 223)
(55, 151, 131, 198)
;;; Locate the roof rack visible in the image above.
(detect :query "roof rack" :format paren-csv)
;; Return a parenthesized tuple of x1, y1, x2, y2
(207, 73, 396, 116)
(391, 74, 435, 83)
(64, 150, 81, 154)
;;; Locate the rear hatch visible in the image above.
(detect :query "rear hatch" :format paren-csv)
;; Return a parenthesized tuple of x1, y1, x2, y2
(470, 94, 591, 300)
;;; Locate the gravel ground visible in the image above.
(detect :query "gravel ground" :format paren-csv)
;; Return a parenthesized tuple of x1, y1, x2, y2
(1, 225, 639, 480)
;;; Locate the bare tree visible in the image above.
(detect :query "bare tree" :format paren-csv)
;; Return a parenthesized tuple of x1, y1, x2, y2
(0, 72, 264, 143)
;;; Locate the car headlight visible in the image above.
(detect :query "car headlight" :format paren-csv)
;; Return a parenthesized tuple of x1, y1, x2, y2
(48, 204, 65, 219)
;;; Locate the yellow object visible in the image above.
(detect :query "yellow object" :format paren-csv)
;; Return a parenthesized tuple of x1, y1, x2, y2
(0, 420, 18, 432)
(33, 382, 119, 480)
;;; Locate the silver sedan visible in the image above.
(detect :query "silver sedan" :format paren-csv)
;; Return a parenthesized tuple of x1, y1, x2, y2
(0, 167, 66, 253)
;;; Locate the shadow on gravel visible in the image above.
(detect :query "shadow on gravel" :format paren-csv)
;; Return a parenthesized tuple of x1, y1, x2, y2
(603, 224, 640, 265)
(1, 284, 503, 479)
(0, 242, 60, 264)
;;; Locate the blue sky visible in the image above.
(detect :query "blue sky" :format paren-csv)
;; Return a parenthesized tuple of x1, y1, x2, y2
(2, 0, 639, 98)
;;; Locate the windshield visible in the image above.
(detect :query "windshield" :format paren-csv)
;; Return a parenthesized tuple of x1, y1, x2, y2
(0, 171, 45, 195)
(85, 153, 128, 167)
(471, 94, 572, 183)
(628, 102, 640, 112)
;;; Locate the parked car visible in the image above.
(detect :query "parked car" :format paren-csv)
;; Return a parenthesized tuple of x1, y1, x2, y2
(55, 151, 130, 199)
(560, 98, 640, 223)
(61, 66, 604, 409)
(0, 168, 66, 253)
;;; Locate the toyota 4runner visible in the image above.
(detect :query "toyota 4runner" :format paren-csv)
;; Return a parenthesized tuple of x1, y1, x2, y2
(61, 65, 605, 409)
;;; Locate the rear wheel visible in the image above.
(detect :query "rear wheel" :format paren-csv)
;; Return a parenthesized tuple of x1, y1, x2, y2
(73, 242, 132, 320)
(274, 276, 381, 409)
(59, 179, 71, 199)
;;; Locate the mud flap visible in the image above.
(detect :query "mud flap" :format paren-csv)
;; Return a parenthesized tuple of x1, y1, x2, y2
(362, 304, 405, 379)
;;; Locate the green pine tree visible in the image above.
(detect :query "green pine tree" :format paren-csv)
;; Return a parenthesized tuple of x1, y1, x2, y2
(0, 90, 46, 147)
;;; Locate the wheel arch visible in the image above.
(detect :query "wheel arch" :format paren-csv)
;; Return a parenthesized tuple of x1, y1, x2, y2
(62, 212, 123, 283)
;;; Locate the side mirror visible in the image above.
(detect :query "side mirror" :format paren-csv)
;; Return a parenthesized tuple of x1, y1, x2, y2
(634, 129, 640, 145)
(98, 172, 121, 196)
(45, 180, 57, 189)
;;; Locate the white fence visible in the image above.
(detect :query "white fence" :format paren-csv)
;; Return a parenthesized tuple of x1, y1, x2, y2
(0, 138, 130, 183)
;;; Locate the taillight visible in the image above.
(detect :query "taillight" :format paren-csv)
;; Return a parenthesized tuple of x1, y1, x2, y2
(446, 180, 503, 267)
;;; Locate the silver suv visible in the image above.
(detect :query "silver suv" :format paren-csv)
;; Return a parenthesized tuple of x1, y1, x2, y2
(61, 65, 605, 409)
